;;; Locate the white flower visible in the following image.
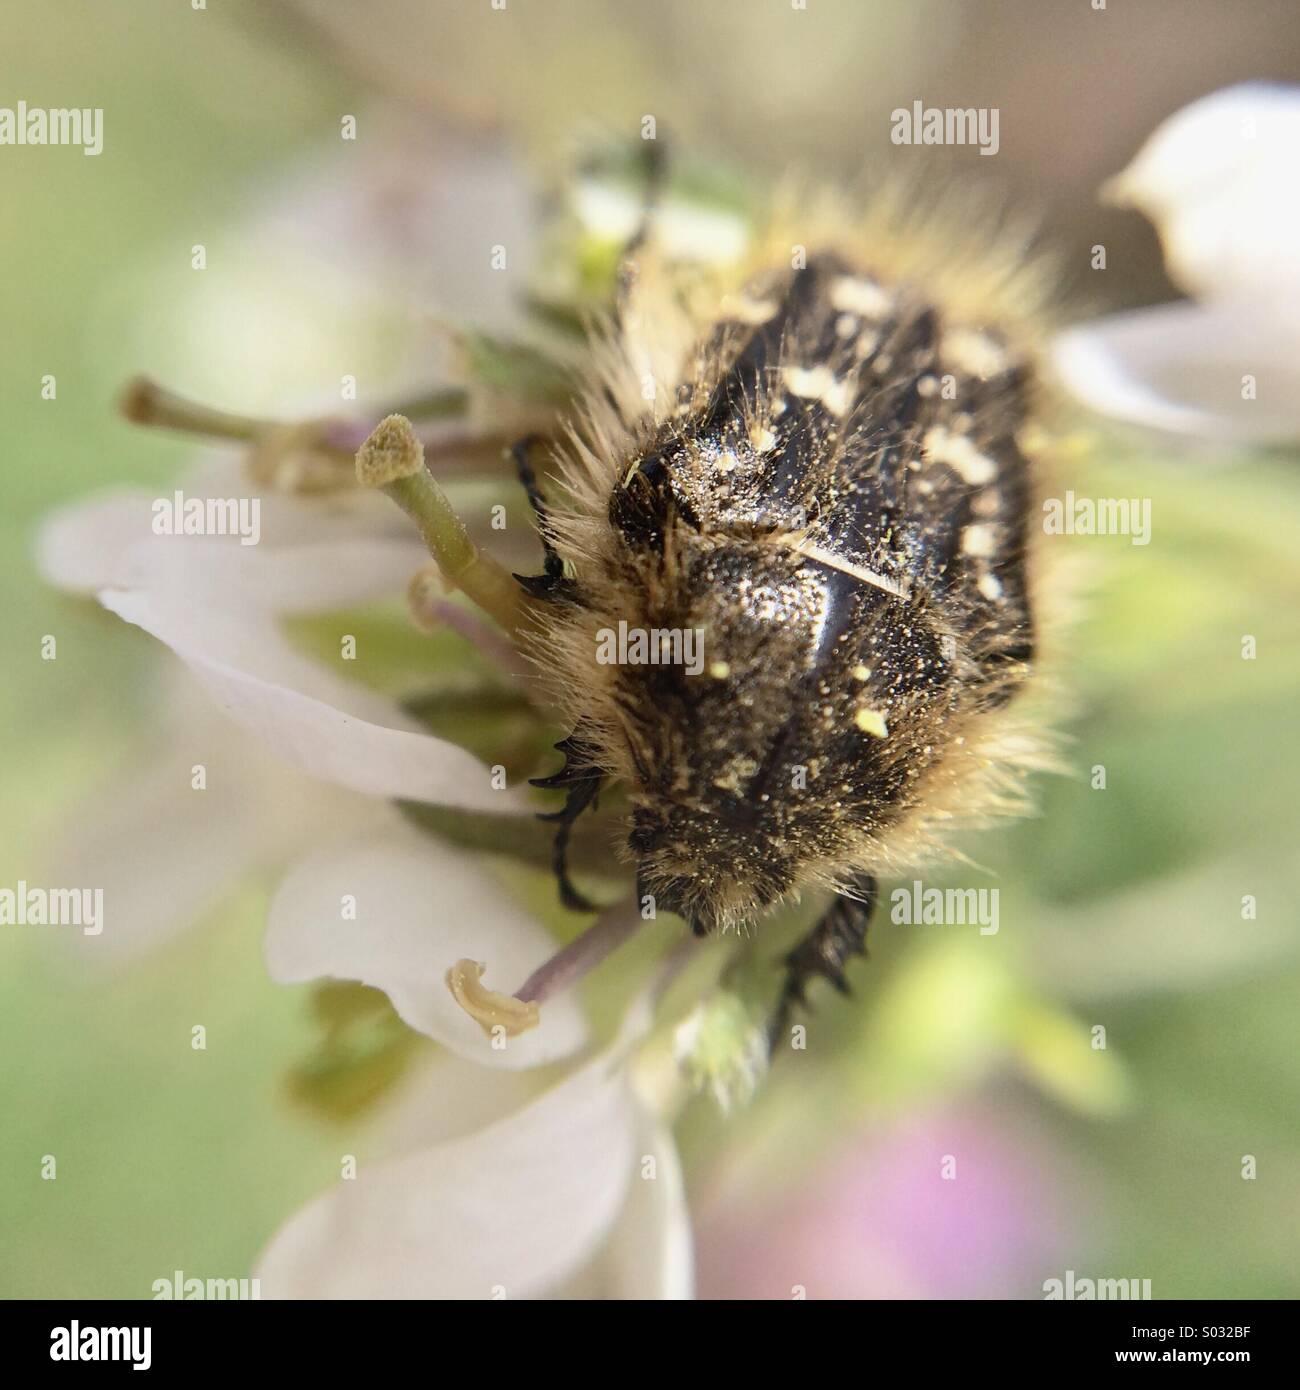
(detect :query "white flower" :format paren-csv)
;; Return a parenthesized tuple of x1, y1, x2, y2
(265, 815, 589, 1069)
(35, 129, 766, 1299)
(40, 456, 696, 1292)
(254, 987, 693, 1300)
(38, 449, 641, 1038)
(1053, 83, 1300, 444)
(39, 392, 695, 1300)
(35, 136, 546, 960)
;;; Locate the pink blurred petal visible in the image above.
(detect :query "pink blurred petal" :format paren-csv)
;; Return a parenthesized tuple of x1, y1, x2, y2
(695, 1102, 1072, 1300)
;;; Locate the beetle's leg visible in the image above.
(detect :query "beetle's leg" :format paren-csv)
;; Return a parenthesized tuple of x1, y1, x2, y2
(509, 433, 576, 605)
(531, 734, 606, 912)
(768, 874, 877, 1055)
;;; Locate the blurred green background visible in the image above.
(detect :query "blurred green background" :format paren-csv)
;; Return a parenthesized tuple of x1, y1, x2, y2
(1, 0, 1298, 1298)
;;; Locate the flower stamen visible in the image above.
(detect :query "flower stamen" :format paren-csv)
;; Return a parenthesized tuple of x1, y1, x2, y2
(356, 414, 538, 637)
(513, 900, 643, 1006)
(445, 902, 645, 1038)
(445, 959, 540, 1038)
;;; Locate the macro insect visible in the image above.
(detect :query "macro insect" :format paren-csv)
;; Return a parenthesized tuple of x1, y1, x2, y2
(124, 154, 1055, 1057)
(518, 202, 1049, 1048)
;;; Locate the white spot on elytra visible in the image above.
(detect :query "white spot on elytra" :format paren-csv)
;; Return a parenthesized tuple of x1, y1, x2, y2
(923, 426, 997, 486)
(830, 275, 892, 319)
(962, 524, 998, 557)
(782, 365, 855, 418)
(854, 707, 889, 738)
(945, 327, 1011, 379)
(977, 572, 1004, 600)
(723, 293, 780, 325)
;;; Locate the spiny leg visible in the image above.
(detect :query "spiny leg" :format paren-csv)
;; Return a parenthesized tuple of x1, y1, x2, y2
(510, 434, 575, 603)
(531, 734, 605, 912)
(768, 874, 878, 1055)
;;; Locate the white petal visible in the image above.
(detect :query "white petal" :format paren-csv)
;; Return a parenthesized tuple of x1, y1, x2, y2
(604, 1114, 693, 1299)
(1052, 299, 1300, 443)
(35, 460, 418, 598)
(36, 488, 160, 595)
(1107, 83, 1300, 302)
(254, 1045, 637, 1298)
(46, 750, 267, 959)
(109, 532, 428, 617)
(375, 1055, 541, 1152)
(74, 498, 530, 810)
(259, 130, 538, 338)
(265, 821, 587, 1069)
(179, 452, 420, 549)
(559, 1112, 693, 1299)
(99, 575, 527, 812)
(47, 745, 344, 964)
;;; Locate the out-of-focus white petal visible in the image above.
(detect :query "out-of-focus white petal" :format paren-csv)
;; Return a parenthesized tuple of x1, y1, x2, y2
(257, 129, 537, 340)
(36, 488, 159, 596)
(99, 567, 526, 812)
(37, 663, 364, 963)
(265, 820, 587, 1069)
(372, 1048, 691, 1298)
(1106, 83, 1300, 303)
(1052, 299, 1300, 444)
(560, 1112, 693, 1300)
(35, 454, 416, 597)
(109, 534, 427, 618)
(47, 739, 352, 964)
(375, 1054, 541, 1152)
(254, 1043, 638, 1298)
